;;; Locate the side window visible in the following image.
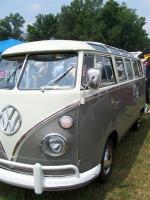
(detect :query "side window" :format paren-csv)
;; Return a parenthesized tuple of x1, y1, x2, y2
(137, 60, 143, 76)
(82, 54, 95, 86)
(96, 55, 115, 86)
(125, 59, 133, 79)
(115, 57, 127, 82)
(82, 54, 115, 88)
(132, 60, 140, 77)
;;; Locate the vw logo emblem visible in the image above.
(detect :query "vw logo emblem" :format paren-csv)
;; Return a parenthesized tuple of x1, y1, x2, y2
(0, 105, 22, 135)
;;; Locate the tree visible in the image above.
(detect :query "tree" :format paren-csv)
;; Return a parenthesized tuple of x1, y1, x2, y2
(27, 14, 57, 41)
(57, 0, 104, 42)
(100, 0, 149, 51)
(0, 19, 12, 40)
(56, 0, 150, 51)
(0, 13, 25, 40)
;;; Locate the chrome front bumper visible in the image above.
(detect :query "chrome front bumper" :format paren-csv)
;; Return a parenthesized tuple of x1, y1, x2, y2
(0, 158, 101, 194)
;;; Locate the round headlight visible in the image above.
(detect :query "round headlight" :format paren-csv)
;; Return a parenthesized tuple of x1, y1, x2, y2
(41, 133, 67, 157)
(59, 116, 73, 129)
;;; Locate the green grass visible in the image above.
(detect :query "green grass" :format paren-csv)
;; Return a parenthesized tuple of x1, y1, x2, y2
(0, 115, 150, 200)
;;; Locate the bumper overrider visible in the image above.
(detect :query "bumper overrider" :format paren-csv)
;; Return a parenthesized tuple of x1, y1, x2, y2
(0, 158, 101, 194)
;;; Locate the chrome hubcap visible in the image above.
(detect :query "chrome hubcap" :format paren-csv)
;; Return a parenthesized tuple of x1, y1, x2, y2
(103, 144, 112, 174)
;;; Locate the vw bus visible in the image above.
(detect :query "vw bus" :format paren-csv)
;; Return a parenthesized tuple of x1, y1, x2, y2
(0, 40, 145, 194)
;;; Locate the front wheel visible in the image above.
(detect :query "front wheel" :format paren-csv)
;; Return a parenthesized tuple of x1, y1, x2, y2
(98, 138, 113, 183)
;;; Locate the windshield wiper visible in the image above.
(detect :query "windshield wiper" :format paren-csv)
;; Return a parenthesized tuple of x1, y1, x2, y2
(41, 66, 75, 92)
(6, 64, 22, 82)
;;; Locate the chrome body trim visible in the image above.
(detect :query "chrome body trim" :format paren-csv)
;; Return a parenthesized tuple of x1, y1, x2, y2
(40, 133, 68, 157)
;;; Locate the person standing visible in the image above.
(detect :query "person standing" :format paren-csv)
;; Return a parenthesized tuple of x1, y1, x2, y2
(145, 58, 150, 104)
(143, 57, 150, 114)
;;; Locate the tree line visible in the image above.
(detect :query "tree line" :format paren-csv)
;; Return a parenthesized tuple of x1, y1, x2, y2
(0, 0, 150, 52)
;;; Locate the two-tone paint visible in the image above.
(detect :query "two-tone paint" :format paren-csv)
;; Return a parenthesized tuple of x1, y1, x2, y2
(0, 40, 145, 194)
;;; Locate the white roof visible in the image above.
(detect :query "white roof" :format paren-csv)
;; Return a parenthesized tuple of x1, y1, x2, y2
(130, 51, 142, 58)
(2, 40, 95, 56)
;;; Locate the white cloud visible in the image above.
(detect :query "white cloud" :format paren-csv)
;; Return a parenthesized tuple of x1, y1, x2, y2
(28, 3, 42, 12)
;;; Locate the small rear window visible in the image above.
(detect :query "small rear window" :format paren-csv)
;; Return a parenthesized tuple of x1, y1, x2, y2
(115, 57, 127, 82)
(125, 59, 133, 79)
(132, 60, 140, 77)
(137, 60, 143, 76)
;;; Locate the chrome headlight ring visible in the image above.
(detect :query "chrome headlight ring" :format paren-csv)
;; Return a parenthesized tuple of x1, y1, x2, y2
(40, 133, 68, 157)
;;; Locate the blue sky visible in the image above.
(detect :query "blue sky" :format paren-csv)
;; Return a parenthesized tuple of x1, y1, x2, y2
(0, 0, 149, 35)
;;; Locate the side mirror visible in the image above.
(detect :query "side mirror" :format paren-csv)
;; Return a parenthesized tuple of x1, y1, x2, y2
(87, 68, 101, 89)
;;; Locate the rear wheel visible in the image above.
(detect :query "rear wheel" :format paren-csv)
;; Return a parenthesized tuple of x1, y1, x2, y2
(98, 138, 113, 183)
(131, 118, 142, 130)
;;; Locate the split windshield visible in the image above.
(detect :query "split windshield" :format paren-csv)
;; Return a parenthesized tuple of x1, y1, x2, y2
(19, 52, 78, 90)
(0, 52, 78, 90)
(0, 56, 24, 89)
